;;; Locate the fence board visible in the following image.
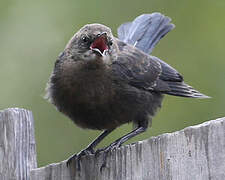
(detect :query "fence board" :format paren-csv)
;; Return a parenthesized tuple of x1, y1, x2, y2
(1, 108, 225, 180)
(31, 117, 225, 180)
(0, 108, 37, 180)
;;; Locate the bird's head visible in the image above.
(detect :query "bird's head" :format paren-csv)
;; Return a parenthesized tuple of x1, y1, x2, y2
(64, 24, 118, 65)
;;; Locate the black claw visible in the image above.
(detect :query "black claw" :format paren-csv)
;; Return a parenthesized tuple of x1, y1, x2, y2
(94, 148, 104, 157)
(99, 144, 118, 172)
(99, 140, 124, 171)
(100, 149, 110, 172)
(100, 159, 107, 172)
(66, 142, 122, 171)
(66, 153, 82, 170)
(66, 154, 77, 167)
(66, 147, 95, 171)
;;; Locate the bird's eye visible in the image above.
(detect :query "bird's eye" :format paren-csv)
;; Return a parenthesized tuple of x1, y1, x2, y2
(109, 41, 113, 46)
(81, 36, 89, 43)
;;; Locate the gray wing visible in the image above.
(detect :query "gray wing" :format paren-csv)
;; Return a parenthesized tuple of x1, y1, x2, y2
(117, 13, 175, 54)
(117, 13, 209, 98)
(117, 12, 180, 84)
(114, 40, 209, 98)
(113, 40, 167, 91)
(117, 12, 179, 84)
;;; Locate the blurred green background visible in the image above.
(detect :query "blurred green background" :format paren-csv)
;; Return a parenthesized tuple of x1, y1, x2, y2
(0, 0, 225, 167)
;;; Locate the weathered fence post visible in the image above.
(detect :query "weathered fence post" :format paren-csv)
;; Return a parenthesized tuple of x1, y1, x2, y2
(1, 108, 225, 180)
(0, 108, 37, 180)
(30, 117, 225, 180)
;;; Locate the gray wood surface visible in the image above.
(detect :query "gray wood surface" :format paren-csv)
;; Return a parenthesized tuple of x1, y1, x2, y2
(30, 117, 225, 180)
(0, 108, 37, 180)
(1, 108, 225, 180)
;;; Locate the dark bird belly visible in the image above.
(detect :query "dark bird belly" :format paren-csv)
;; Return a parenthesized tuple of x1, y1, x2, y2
(47, 60, 163, 130)
(58, 84, 163, 130)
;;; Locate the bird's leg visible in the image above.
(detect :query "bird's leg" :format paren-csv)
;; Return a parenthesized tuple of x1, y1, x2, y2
(99, 123, 148, 171)
(67, 128, 115, 170)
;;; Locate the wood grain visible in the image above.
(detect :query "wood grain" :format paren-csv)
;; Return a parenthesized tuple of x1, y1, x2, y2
(30, 117, 225, 180)
(0, 108, 37, 180)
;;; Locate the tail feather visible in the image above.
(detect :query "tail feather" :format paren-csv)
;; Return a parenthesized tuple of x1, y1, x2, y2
(165, 82, 210, 98)
(117, 22, 132, 42)
(118, 13, 210, 99)
(117, 12, 175, 54)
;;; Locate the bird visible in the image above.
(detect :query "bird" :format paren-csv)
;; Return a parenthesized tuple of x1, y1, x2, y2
(45, 12, 209, 169)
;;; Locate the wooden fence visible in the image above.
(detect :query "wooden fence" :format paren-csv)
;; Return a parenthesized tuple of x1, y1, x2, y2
(0, 108, 224, 180)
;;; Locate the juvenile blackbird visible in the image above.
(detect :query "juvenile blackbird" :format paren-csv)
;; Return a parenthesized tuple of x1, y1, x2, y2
(46, 13, 209, 168)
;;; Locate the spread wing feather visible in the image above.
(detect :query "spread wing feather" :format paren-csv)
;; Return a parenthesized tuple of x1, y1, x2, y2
(116, 13, 209, 98)
(114, 40, 209, 98)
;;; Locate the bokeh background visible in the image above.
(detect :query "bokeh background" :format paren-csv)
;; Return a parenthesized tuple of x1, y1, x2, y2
(0, 0, 224, 167)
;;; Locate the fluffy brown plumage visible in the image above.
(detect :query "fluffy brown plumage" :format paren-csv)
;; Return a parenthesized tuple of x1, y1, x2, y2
(46, 13, 209, 169)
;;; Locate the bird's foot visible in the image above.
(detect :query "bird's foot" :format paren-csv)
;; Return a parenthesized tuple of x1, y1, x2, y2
(66, 146, 95, 170)
(95, 140, 123, 172)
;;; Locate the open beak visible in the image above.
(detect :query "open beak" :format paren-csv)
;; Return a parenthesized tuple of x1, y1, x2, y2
(90, 32, 109, 56)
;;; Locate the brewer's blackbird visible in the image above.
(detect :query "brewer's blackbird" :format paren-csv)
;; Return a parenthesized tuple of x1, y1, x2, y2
(45, 13, 209, 168)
